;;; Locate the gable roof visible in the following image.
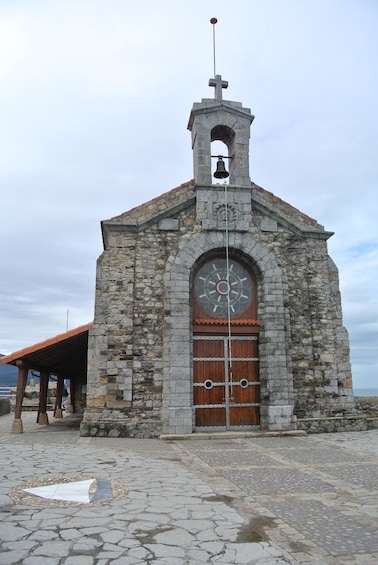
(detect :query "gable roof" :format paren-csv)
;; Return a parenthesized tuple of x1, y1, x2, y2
(101, 179, 333, 245)
(101, 180, 195, 247)
(251, 182, 333, 238)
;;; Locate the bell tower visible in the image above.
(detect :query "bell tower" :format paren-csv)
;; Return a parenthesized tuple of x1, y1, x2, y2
(187, 74, 254, 187)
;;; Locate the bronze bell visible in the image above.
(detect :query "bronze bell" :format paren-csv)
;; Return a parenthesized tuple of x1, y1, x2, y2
(213, 156, 229, 179)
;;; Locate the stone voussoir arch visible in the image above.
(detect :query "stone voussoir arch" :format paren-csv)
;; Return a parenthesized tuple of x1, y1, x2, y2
(162, 232, 295, 434)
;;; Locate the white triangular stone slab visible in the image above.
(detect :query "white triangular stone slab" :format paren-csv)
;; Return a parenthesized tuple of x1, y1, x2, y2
(22, 479, 95, 503)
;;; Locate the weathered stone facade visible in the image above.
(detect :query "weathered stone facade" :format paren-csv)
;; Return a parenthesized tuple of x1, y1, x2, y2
(81, 80, 355, 438)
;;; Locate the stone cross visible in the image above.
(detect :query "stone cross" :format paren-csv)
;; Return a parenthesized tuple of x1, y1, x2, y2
(209, 74, 228, 101)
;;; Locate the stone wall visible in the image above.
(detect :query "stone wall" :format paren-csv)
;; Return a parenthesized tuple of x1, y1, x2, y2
(355, 396, 378, 415)
(298, 415, 369, 433)
(299, 417, 378, 434)
(249, 202, 354, 420)
(0, 398, 10, 416)
(81, 179, 354, 438)
(297, 398, 378, 433)
(82, 201, 199, 438)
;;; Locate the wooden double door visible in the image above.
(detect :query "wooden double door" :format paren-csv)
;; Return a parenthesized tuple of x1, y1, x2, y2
(193, 335, 260, 430)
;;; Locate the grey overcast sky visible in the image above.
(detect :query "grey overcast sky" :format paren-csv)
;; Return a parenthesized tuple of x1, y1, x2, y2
(0, 0, 377, 389)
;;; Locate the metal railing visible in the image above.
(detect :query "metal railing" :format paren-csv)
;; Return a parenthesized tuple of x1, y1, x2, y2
(0, 387, 16, 398)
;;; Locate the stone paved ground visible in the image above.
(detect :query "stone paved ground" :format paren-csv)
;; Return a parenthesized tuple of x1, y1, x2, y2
(0, 413, 377, 565)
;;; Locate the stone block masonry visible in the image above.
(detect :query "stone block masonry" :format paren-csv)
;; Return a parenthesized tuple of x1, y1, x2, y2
(81, 176, 354, 437)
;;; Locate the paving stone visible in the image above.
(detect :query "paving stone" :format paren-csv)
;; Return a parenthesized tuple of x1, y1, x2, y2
(3, 514, 35, 523)
(154, 527, 196, 546)
(213, 546, 236, 562)
(0, 549, 30, 564)
(63, 557, 95, 565)
(59, 528, 83, 540)
(72, 538, 103, 552)
(62, 517, 110, 529)
(215, 511, 245, 524)
(29, 510, 68, 520)
(231, 542, 282, 563)
(29, 540, 72, 556)
(187, 547, 214, 561)
(108, 558, 146, 565)
(96, 550, 126, 559)
(145, 543, 186, 558)
(148, 557, 186, 565)
(77, 526, 108, 535)
(128, 519, 168, 534)
(99, 529, 126, 544)
(214, 525, 239, 540)
(0, 524, 30, 541)
(199, 540, 225, 554)
(117, 538, 142, 549)
(2, 540, 37, 553)
(14, 520, 41, 530)
(28, 529, 59, 541)
(196, 528, 223, 542)
(137, 512, 171, 524)
(22, 558, 60, 565)
(173, 519, 215, 533)
(127, 546, 154, 560)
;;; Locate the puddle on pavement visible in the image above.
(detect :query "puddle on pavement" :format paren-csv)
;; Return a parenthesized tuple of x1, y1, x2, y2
(202, 494, 234, 504)
(236, 515, 277, 543)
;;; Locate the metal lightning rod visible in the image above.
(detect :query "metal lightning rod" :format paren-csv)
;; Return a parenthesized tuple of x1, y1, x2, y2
(210, 17, 217, 77)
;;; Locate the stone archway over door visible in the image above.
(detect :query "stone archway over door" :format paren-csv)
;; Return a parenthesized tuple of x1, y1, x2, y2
(162, 232, 296, 436)
(193, 335, 260, 430)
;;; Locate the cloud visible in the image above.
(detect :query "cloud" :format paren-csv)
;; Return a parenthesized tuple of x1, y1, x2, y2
(0, 0, 377, 389)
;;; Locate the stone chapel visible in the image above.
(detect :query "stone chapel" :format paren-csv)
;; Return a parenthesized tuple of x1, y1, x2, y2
(80, 74, 355, 438)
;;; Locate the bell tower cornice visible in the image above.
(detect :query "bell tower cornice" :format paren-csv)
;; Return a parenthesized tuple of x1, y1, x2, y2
(187, 99, 253, 131)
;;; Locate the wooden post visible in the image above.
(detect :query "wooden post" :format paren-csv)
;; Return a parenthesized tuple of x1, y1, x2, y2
(37, 370, 49, 425)
(65, 379, 73, 413)
(54, 376, 64, 418)
(12, 363, 28, 434)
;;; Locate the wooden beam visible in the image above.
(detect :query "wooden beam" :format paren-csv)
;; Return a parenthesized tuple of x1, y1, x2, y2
(12, 363, 28, 434)
(37, 370, 49, 425)
(54, 376, 64, 418)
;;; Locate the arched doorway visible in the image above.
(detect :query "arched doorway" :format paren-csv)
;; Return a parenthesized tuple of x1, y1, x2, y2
(192, 255, 260, 430)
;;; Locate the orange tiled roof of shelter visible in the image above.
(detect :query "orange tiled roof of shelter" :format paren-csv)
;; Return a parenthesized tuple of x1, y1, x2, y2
(0, 323, 92, 380)
(0, 322, 92, 365)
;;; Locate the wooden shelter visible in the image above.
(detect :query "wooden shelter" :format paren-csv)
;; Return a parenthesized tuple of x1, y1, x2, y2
(0, 323, 91, 433)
